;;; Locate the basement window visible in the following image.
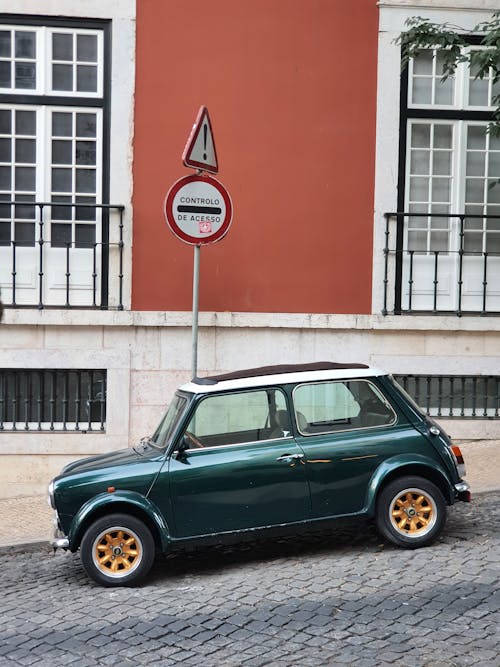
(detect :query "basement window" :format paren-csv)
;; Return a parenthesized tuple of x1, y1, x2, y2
(0, 368, 106, 431)
(394, 374, 500, 419)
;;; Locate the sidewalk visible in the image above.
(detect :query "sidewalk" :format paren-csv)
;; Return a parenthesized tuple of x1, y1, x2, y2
(0, 440, 498, 550)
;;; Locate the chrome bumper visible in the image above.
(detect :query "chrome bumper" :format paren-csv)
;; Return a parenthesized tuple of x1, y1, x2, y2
(51, 536, 69, 550)
(455, 480, 471, 502)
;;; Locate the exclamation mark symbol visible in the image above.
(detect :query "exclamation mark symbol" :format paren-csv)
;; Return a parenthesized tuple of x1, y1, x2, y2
(203, 124, 208, 161)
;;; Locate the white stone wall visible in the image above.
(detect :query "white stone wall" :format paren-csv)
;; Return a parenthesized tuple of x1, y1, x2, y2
(1, 311, 500, 497)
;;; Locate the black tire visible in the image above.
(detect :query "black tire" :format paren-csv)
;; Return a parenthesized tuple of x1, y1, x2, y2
(376, 476, 447, 548)
(80, 513, 155, 587)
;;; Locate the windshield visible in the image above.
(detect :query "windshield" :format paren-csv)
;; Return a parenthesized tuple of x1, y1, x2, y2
(151, 392, 189, 449)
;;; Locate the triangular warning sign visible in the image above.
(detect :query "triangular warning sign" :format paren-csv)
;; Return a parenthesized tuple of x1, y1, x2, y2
(182, 106, 219, 173)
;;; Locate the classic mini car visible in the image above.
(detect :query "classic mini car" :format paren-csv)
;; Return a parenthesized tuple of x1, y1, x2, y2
(49, 362, 471, 586)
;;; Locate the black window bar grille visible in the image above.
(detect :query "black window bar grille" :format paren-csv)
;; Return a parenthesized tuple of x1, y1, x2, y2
(383, 212, 500, 316)
(0, 369, 106, 431)
(394, 374, 500, 419)
(0, 201, 125, 310)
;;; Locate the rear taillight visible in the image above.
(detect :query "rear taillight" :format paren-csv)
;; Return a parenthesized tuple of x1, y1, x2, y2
(449, 444, 466, 478)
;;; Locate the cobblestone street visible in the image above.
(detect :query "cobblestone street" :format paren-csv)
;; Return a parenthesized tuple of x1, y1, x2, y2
(0, 493, 499, 667)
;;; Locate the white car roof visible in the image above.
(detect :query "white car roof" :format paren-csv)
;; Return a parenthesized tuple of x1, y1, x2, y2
(180, 363, 387, 395)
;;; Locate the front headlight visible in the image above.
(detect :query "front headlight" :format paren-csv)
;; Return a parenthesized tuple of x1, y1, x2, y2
(47, 480, 55, 509)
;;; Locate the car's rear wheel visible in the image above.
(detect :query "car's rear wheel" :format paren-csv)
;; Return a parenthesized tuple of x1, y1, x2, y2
(376, 476, 447, 548)
(80, 513, 155, 586)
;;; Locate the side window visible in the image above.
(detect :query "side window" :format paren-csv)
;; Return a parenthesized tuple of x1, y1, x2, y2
(184, 388, 290, 448)
(293, 380, 396, 435)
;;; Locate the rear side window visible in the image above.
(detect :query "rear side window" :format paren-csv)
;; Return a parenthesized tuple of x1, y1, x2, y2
(293, 380, 396, 435)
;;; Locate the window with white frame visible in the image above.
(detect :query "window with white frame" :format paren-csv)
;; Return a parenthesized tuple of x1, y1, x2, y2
(399, 46, 500, 313)
(0, 17, 108, 307)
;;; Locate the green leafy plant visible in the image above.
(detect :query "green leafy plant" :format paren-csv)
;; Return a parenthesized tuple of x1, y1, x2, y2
(396, 13, 500, 133)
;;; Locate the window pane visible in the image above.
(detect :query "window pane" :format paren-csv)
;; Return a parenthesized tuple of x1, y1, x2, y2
(76, 65, 97, 92)
(52, 167, 72, 192)
(409, 176, 429, 201)
(52, 112, 72, 137)
(14, 221, 34, 246)
(16, 110, 35, 135)
(0, 109, 11, 133)
(51, 196, 72, 221)
(75, 196, 96, 221)
(52, 63, 72, 91)
(486, 232, 500, 253)
(466, 178, 485, 203)
(464, 232, 483, 253)
(488, 153, 500, 178)
(51, 222, 72, 247)
(430, 231, 448, 251)
(0, 31, 11, 58)
(0, 165, 10, 189)
(431, 177, 450, 202)
(75, 140, 95, 165)
(468, 126, 486, 150)
(77, 34, 97, 62)
(413, 50, 433, 75)
(15, 31, 35, 59)
(412, 77, 432, 104)
(0, 220, 10, 244)
(76, 113, 96, 138)
(76, 168, 95, 193)
(411, 124, 430, 148)
(433, 125, 452, 149)
(410, 150, 430, 175)
(0, 61, 10, 87)
(469, 79, 489, 107)
(435, 79, 453, 105)
(433, 151, 451, 175)
(467, 151, 486, 177)
(52, 140, 72, 164)
(15, 201, 35, 219)
(408, 230, 427, 251)
(430, 213, 449, 229)
(487, 181, 500, 204)
(75, 223, 95, 247)
(15, 62, 36, 89)
(0, 137, 11, 162)
(15, 138, 35, 164)
(15, 166, 35, 190)
(53, 33, 73, 61)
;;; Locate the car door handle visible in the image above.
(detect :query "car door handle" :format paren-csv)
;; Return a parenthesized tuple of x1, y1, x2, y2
(276, 453, 304, 462)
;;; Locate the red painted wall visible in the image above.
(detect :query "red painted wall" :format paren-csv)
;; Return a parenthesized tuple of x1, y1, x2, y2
(133, 0, 378, 313)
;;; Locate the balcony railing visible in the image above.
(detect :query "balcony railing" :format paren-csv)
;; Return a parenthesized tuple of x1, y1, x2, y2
(383, 212, 500, 316)
(0, 201, 125, 310)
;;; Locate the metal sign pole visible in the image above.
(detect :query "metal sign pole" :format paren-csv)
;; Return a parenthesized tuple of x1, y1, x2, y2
(192, 244, 201, 378)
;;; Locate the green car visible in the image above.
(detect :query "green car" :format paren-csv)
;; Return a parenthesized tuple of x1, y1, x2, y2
(48, 362, 471, 587)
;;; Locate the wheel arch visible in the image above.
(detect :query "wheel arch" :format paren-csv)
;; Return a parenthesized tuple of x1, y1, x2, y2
(68, 492, 170, 553)
(366, 459, 454, 516)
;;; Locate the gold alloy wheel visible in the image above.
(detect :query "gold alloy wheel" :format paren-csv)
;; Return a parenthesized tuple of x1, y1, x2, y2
(389, 488, 437, 537)
(92, 526, 143, 578)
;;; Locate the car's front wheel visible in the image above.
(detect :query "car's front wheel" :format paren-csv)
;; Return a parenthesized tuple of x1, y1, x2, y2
(376, 476, 447, 548)
(80, 513, 155, 586)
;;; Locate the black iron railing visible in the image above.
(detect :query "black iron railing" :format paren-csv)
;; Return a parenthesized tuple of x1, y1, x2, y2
(383, 212, 500, 316)
(394, 374, 500, 419)
(0, 201, 125, 310)
(0, 368, 106, 431)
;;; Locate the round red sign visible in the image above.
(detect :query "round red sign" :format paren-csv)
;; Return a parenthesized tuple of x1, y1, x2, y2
(164, 174, 233, 245)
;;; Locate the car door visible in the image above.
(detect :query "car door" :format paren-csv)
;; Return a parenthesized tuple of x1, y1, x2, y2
(153, 387, 311, 538)
(293, 379, 401, 517)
